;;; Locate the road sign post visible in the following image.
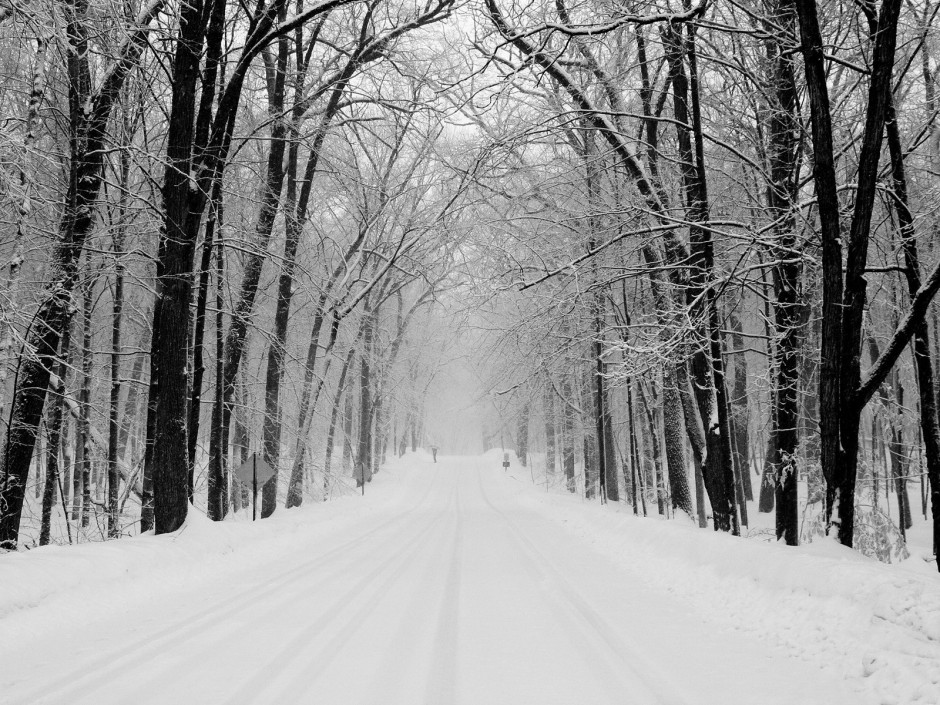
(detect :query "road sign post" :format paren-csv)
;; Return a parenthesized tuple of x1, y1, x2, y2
(502, 452, 510, 471)
(233, 453, 276, 522)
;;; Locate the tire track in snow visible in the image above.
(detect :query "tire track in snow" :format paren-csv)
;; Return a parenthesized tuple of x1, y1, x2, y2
(219, 500, 450, 704)
(349, 472, 462, 705)
(422, 466, 464, 705)
(10, 471, 445, 705)
(474, 468, 694, 705)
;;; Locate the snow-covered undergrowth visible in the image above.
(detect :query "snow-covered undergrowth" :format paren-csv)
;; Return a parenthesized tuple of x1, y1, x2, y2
(495, 461, 940, 704)
(0, 457, 422, 647)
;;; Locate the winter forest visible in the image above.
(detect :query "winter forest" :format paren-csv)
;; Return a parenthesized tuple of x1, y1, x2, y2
(2, 0, 940, 699)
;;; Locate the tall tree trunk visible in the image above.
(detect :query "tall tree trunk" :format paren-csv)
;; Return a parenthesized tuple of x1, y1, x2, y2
(593, 334, 616, 501)
(543, 373, 556, 475)
(283, 308, 344, 508)
(729, 315, 752, 502)
(517, 401, 529, 468)
(107, 151, 128, 539)
(794, 0, 904, 545)
(35, 418, 45, 501)
(40, 325, 71, 546)
(662, 365, 693, 518)
(626, 378, 639, 514)
(635, 26, 691, 519)
(581, 361, 597, 500)
(78, 275, 93, 530)
(889, 377, 913, 534)
(793, 0, 845, 536)
(355, 306, 376, 489)
(343, 384, 355, 474)
(323, 347, 357, 491)
(372, 392, 386, 478)
(208, 232, 227, 520)
(561, 371, 576, 493)
(677, 361, 708, 527)
(638, 381, 663, 514)
(664, 24, 737, 532)
(187, 182, 222, 476)
(231, 374, 251, 511)
(764, 0, 802, 545)
(884, 90, 940, 566)
(147, 0, 212, 535)
(72, 329, 84, 523)
(118, 349, 146, 463)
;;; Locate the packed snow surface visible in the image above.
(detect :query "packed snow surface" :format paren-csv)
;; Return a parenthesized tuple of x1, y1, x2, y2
(1, 452, 932, 704)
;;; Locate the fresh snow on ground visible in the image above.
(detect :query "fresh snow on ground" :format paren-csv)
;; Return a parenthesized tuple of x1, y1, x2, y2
(0, 451, 932, 703)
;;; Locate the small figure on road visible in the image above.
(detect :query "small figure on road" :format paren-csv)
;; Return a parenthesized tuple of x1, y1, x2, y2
(431, 444, 439, 463)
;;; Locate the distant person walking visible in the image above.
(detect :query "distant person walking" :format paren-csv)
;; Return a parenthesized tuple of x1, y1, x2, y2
(431, 444, 439, 463)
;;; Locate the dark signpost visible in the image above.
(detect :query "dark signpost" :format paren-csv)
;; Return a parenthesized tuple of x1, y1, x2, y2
(234, 453, 276, 521)
(503, 452, 510, 470)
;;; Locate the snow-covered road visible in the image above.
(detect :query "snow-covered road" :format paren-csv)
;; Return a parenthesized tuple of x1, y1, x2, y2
(1, 456, 863, 704)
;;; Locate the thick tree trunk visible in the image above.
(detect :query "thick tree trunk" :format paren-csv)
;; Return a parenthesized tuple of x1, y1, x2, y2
(792, 0, 845, 543)
(831, 0, 903, 546)
(662, 366, 693, 518)
(794, 0, 903, 545)
(147, 0, 211, 536)
(764, 0, 802, 545)
(677, 361, 708, 527)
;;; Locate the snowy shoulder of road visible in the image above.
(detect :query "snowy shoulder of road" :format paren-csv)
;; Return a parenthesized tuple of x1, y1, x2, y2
(496, 450, 940, 705)
(0, 462, 419, 643)
(0, 451, 937, 705)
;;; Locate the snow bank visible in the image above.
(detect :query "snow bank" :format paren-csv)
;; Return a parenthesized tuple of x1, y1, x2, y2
(498, 469, 940, 704)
